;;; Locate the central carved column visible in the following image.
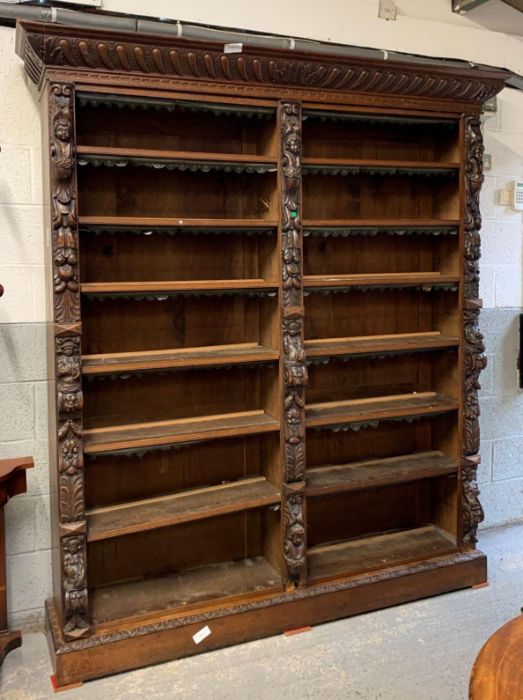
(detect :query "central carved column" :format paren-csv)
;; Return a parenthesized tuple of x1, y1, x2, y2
(280, 101, 307, 585)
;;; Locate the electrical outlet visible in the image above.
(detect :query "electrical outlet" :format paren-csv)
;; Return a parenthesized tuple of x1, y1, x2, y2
(378, 0, 397, 20)
(499, 189, 511, 206)
(483, 154, 492, 170)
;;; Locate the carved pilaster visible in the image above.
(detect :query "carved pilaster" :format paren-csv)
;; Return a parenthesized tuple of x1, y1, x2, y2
(462, 114, 486, 548)
(464, 116, 484, 300)
(49, 83, 89, 639)
(281, 101, 307, 584)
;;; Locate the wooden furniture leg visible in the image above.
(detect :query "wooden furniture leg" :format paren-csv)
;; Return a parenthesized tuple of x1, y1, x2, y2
(0, 457, 34, 664)
(470, 614, 523, 699)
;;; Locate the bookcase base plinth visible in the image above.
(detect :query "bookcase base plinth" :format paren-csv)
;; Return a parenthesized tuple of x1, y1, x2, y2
(46, 549, 487, 687)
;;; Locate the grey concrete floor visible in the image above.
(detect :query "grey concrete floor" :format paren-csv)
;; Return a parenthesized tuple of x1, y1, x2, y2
(1, 522, 522, 700)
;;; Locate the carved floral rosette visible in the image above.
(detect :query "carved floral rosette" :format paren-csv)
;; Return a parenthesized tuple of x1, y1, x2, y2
(280, 101, 307, 583)
(49, 83, 89, 638)
(462, 114, 486, 548)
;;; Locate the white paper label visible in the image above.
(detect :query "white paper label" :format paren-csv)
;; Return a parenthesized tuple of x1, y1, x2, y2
(192, 625, 211, 644)
(224, 43, 243, 54)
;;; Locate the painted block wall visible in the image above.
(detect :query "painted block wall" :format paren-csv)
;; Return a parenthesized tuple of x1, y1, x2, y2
(0, 2, 522, 629)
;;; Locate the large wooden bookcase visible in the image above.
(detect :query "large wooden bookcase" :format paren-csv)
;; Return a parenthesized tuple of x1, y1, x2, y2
(16, 21, 508, 685)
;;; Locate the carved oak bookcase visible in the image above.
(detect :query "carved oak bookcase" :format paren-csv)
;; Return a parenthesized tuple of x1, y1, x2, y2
(15, 20, 507, 685)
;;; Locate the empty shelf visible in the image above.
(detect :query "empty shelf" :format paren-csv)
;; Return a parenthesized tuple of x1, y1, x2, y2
(81, 279, 278, 296)
(84, 410, 280, 454)
(306, 392, 459, 430)
(79, 217, 279, 229)
(82, 343, 280, 375)
(90, 556, 281, 627)
(77, 145, 277, 173)
(308, 525, 458, 582)
(87, 476, 281, 542)
(305, 332, 459, 360)
(302, 157, 460, 177)
(307, 450, 458, 497)
(303, 272, 460, 290)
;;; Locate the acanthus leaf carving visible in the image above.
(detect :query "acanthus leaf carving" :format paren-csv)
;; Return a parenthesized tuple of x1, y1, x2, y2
(464, 116, 484, 301)
(21, 31, 505, 104)
(462, 113, 486, 550)
(281, 102, 302, 309)
(50, 83, 89, 639)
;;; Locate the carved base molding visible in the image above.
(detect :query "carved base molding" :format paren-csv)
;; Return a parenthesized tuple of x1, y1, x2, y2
(45, 549, 487, 687)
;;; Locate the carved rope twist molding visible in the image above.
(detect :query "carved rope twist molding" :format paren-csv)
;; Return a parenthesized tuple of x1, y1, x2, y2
(49, 82, 89, 639)
(462, 115, 486, 547)
(27, 33, 502, 103)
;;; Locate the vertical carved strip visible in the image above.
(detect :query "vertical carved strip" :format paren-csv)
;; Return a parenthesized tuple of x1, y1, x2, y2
(462, 115, 486, 547)
(280, 101, 307, 583)
(49, 83, 89, 639)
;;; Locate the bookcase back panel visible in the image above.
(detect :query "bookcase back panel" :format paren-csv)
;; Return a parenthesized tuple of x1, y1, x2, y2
(85, 434, 279, 508)
(80, 232, 278, 283)
(306, 413, 458, 467)
(306, 353, 459, 403)
(83, 365, 278, 428)
(81, 296, 275, 354)
(303, 235, 459, 276)
(304, 290, 459, 339)
(302, 119, 459, 162)
(303, 174, 459, 220)
(88, 509, 265, 587)
(77, 104, 278, 156)
(307, 477, 456, 546)
(78, 167, 278, 219)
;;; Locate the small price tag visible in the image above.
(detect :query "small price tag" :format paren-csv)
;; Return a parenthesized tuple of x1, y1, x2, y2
(224, 43, 243, 54)
(192, 625, 211, 644)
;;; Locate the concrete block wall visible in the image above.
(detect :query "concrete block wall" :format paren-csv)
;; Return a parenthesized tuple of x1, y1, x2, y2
(479, 90, 523, 528)
(0, 12, 522, 630)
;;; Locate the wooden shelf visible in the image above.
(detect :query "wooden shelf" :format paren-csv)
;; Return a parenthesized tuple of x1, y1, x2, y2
(303, 219, 459, 237)
(308, 525, 458, 582)
(306, 392, 459, 430)
(82, 343, 280, 375)
(84, 409, 280, 455)
(302, 157, 460, 176)
(90, 555, 281, 627)
(79, 217, 279, 229)
(307, 450, 457, 497)
(302, 109, 457, 127)
(87, 476, 280, 542)
(303, 272, 460, 291)
(78, 92, 276, 118)
(303, 218, 460, 228)
(77, 145, 278, 174)
(81, 279, 278, 296)
(305, 332, 459, 360)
